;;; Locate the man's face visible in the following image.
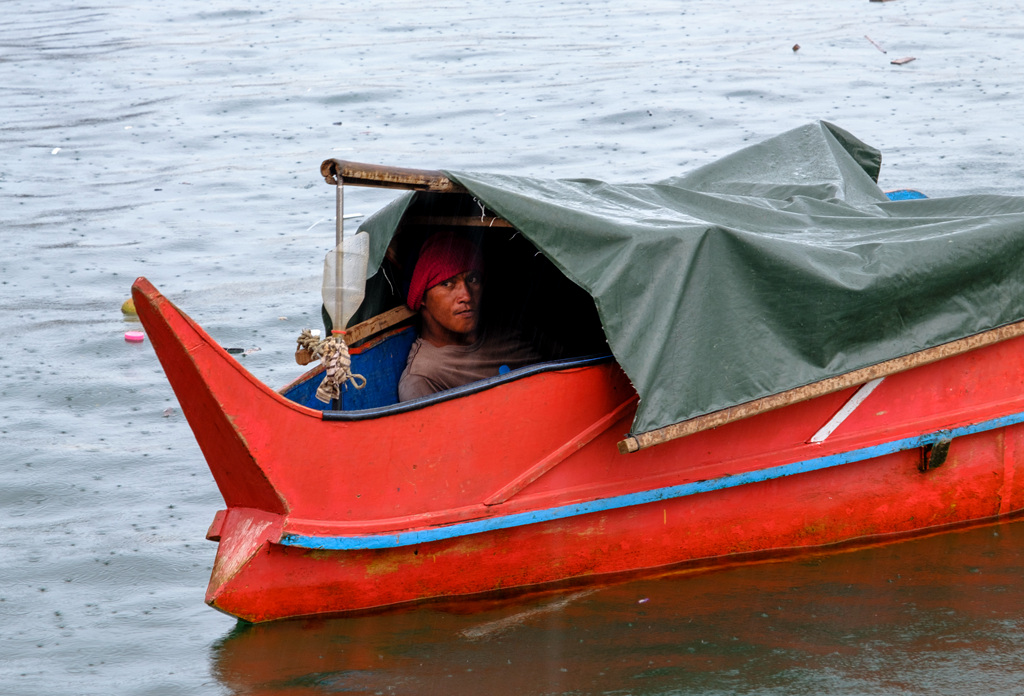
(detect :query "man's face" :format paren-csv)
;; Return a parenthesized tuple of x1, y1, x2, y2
(420, 270, 483, 346)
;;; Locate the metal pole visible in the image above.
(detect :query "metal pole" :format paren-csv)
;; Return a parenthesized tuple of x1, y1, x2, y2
(334, 176, 344, 334)
(331, 177, 345, 411)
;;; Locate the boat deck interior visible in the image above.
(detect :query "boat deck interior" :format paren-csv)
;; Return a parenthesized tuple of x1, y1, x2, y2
(283, 190, 611, 415)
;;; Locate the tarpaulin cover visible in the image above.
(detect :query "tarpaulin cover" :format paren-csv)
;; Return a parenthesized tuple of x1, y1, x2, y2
(358, 121, 1024, 437)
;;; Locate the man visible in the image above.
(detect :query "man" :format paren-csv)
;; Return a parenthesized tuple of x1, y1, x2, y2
(397, 232, 543, 401)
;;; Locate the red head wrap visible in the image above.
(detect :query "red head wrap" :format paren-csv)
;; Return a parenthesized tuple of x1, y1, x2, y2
(406, 233, 483, 311)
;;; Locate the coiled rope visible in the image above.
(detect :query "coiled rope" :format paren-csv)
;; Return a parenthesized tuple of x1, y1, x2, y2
(295, 329, 366, 403)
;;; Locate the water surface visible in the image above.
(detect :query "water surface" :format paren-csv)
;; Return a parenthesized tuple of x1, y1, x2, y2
(4, 1, 1024, 694)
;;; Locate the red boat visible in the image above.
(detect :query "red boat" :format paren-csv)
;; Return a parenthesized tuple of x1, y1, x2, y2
(134, 123, 1024, 622)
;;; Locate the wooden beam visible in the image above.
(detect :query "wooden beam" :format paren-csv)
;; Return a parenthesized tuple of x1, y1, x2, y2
(320, 159, 468, 193)
(618, 318, 1024, 454)
(345, 305, 415, 345)
(404, 215, 513, 229)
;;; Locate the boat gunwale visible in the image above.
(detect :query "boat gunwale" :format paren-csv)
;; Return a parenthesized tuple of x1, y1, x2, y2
(318, 353, 616, 421)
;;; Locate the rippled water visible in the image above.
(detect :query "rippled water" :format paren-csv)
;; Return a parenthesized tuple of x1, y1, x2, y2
(4, 1, 1024, 694)
(209, 525, 1024, 696)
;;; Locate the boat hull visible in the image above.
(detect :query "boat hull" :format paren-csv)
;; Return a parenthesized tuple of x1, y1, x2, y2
(207, 425, 1024, 622)
(132, 277, 1024, 622)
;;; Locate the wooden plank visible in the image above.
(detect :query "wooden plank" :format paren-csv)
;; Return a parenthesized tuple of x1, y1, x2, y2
(405, 214, 514, 228)
(808, 377, 884, 444)
(320, 159, 468, 193)
(345, 305, 415, 345)
(618, 318, 1024, 454)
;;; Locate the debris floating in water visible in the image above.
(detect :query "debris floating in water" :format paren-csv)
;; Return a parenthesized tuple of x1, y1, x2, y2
(865, 35, 886, 53)
(225, 346, 262, 356)
(124, 331, 145, 343)
(121, 298, 136, 315)
(891, 56, 916, 65)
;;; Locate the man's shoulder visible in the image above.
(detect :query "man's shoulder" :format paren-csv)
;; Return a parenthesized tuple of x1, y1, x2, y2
(397, 371, 437, 401)
(404, 337, 456, 373)
(398, 339, 440, 401)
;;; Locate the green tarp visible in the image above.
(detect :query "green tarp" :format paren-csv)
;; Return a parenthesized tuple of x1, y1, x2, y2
(359, 121, 1024, 437)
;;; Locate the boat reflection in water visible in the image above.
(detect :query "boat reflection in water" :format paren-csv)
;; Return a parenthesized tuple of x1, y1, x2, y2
(210, 520, 1024, 695)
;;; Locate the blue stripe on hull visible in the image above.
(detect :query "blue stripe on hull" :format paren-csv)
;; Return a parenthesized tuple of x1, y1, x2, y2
(280, 410, 1024, 551)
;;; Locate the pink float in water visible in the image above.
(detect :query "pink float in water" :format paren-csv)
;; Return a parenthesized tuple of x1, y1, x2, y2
(124, 331, 145, 343)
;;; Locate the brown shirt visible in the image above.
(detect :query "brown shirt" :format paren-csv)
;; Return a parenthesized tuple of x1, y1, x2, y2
(398, 331, 543, 402)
